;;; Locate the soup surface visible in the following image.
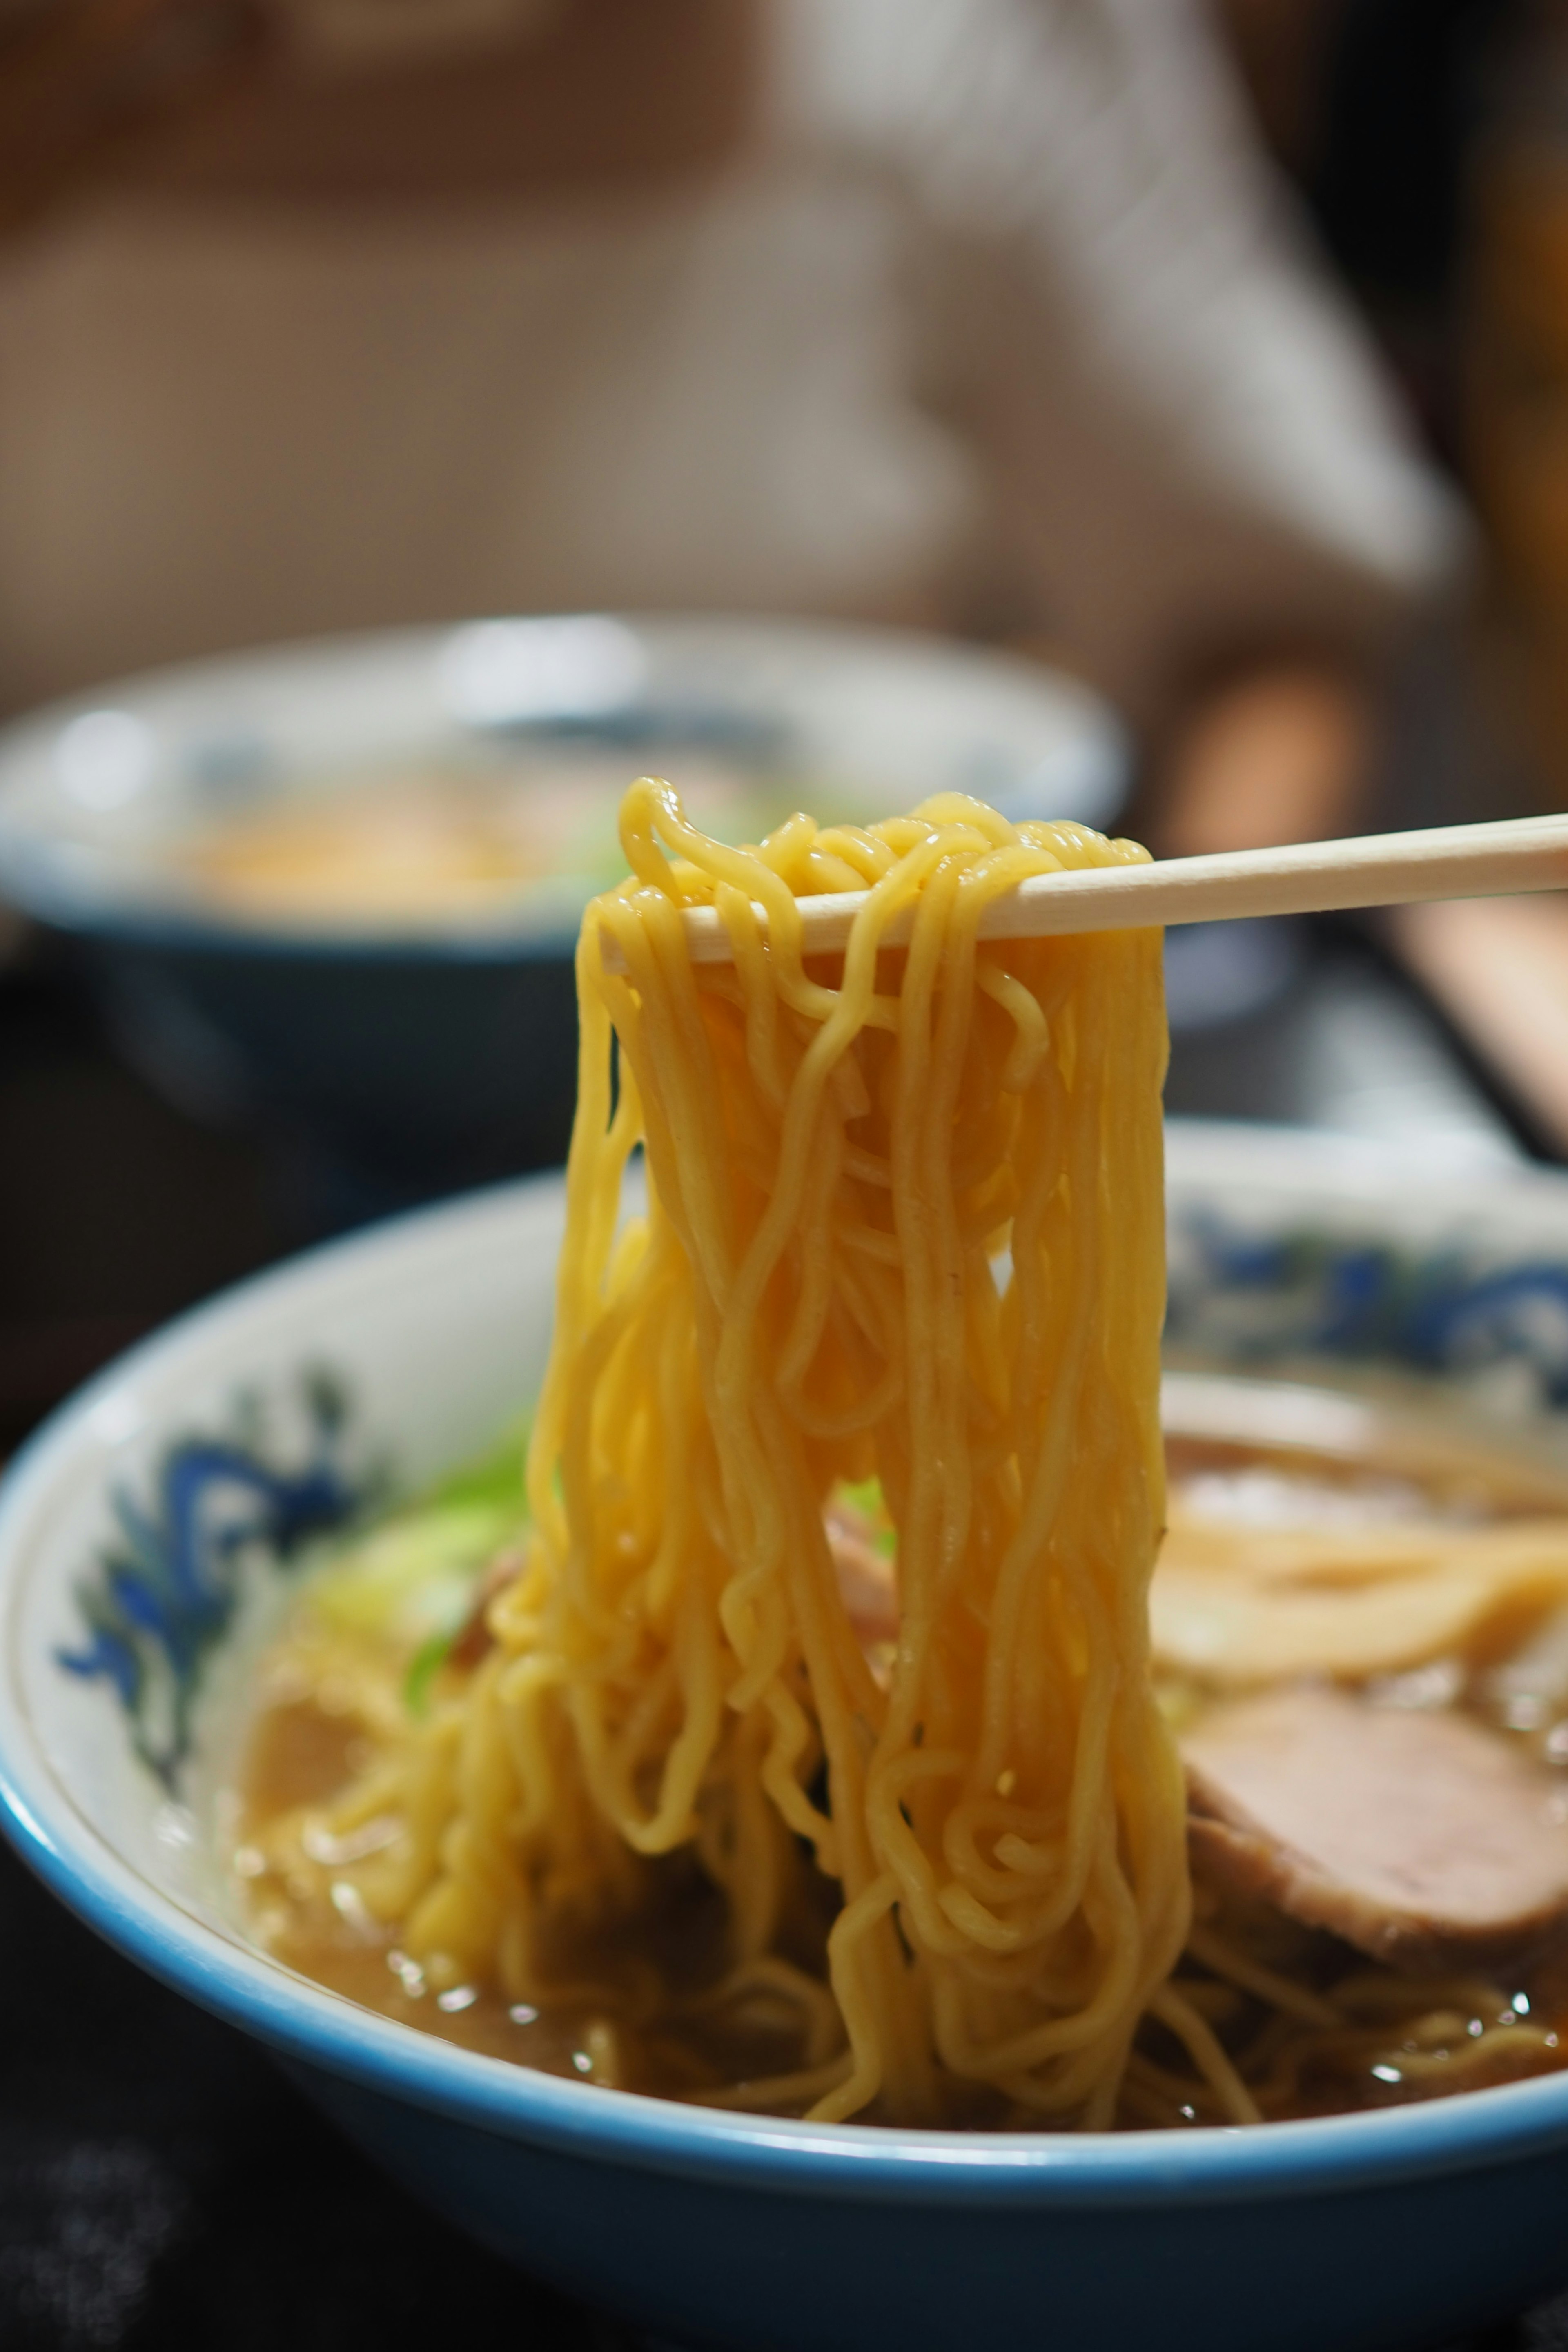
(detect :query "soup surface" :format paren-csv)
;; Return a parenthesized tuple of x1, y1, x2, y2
(234, 1384, 1568, 2126)
(171, 755, 864, 931)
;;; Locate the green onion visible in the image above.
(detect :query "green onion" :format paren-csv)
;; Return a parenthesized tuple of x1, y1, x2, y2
(404, 1630, 455, 1719)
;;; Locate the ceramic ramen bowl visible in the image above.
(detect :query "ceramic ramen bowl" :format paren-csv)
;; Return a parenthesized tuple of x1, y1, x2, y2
(6, 1123, 1568, 2352)
(0, 615, 1125, 1212)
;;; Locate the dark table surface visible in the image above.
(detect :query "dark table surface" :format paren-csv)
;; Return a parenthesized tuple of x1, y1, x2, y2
(1, 919, 1565, 2352)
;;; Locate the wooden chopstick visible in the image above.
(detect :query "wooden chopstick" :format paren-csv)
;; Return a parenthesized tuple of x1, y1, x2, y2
(595, 811, 1568, 972)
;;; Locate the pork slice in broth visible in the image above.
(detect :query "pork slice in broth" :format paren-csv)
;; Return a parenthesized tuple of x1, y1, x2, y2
(1183, 1686, 1568, 1972)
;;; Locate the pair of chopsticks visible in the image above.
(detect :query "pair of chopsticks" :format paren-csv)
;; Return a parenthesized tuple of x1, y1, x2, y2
(598, 812, 1568, 971)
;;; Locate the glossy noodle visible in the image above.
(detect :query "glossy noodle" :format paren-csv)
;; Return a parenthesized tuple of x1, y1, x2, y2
(253, 783, 1187, 2126)
(242, 782, 1568, 2129)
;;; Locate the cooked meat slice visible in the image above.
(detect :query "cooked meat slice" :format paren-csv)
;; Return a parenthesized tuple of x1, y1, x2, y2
(1183, 1685, 1568, 1972)
(451, 1509, 896, 1683)
(824, 1499, 896, 1651)
(447, 1546, 526, 1671)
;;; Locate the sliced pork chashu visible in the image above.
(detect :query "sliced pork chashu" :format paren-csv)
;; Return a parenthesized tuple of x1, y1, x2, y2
(1183, 1685, 1568, 1972)
(466, 1508, 1568, 1977)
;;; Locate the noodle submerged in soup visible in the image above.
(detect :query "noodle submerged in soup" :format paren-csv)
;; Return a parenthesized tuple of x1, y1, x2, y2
(232, 784, 1568, 2126)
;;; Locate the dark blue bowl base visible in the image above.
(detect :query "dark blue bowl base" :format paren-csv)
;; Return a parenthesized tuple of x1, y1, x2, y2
(91, 939, 582, 1209)
(291, 2065, 1568, 2352)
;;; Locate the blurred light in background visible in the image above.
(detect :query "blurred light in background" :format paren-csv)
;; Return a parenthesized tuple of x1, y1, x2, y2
(439, 617, 650, 729)
(54, 712, 155, 813)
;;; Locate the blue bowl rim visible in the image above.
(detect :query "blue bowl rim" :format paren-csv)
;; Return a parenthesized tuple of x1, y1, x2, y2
(7, 1153, 1568, 2212)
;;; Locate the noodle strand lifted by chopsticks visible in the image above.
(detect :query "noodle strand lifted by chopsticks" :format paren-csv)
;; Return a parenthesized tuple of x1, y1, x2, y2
(301, 782, 1189, 2126)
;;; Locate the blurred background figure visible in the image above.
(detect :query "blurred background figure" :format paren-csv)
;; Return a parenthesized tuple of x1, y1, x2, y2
(0, 0, 1546, 1441)
(1385, 0, 1568, 1151)
(0, 0, 1456, 752)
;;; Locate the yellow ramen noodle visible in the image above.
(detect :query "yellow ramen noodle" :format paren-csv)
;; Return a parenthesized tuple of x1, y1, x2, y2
(267, 782, 1187, 2126)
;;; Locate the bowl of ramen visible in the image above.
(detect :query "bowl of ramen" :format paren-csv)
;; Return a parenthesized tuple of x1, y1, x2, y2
(8, 790, 1568, 2352)
(0, 615, 1124, 1210)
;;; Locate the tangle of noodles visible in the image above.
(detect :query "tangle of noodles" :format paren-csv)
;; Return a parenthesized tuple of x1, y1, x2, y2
(256, 781, 1192, 2126)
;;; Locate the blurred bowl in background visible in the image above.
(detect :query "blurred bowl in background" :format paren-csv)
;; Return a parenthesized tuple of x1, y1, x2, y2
(0, 615, 1126, 1221)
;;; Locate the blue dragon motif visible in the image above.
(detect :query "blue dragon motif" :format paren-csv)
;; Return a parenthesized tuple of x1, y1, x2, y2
(56, 1369, 362, 1790)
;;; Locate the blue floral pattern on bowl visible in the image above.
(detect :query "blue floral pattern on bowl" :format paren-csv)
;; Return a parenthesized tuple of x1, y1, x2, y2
(56, 1368, 363, 1790)
(1169, 1212, 1568, 1409)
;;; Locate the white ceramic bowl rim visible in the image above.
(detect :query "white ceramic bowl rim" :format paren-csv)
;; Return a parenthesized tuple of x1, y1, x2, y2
(7, 1163, 1568, 2209)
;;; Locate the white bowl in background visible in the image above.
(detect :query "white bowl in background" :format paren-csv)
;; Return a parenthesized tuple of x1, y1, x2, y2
(0, 615, 1126, 1202)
